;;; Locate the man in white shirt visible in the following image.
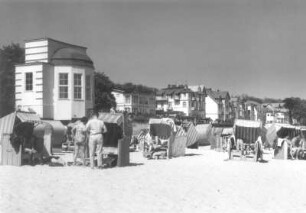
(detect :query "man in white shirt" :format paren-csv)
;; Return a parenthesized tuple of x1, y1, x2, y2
(86, 112, 107, 169)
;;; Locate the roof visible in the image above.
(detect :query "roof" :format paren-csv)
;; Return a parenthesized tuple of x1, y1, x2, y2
(0, 111, 41, 140)
(234, 119, 262, 128)
(245, 100, 261, 105)
(206, 89, 229, 102)
(222, 127, 233, 136)
(188, 85, 205, 92)
(51, 47, 94, 68)
(98, 113, 123, 125)
(149, 118, 176, 130)
(262, 102, 285, 108)
(16, 111, 41, 123)
(156, 87, 193, 96)
(25, 37, 87, 49)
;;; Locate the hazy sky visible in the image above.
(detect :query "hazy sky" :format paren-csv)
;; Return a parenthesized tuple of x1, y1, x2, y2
(1, 0, 306, 99)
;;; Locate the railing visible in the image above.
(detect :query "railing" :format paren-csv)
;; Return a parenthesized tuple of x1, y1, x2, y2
(156, 96, 167, 101)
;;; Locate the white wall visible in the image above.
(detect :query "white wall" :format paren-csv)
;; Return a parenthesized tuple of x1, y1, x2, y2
(205, 96, 218, 120)
(53, 66, 93, 120)
(156, 93, 191, 115)
(53, 66, 73, 120)
(25, 40, 49, 63)
(15, 64, 44, 117)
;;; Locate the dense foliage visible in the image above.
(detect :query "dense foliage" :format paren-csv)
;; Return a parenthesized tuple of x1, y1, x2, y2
(283, 97, 306, 125)
(0, 43, 24, 117)
(115, 82, 156, 94)
(94, 72, 117, 112)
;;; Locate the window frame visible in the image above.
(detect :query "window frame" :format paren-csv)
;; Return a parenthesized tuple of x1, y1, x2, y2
(25, 72, 33, 91)
(85, 75, 91, 101)
(59, 73, 69, 99)
(74, 73, 82, 100)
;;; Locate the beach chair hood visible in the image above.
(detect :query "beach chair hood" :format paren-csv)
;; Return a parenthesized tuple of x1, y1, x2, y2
(234, 119, 262, 144)
(265, 123, 300, 147)
(0, 111, 41, 140)
(149, 118, 176, 139)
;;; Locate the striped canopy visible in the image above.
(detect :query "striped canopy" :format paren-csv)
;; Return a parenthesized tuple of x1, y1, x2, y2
(234, 119, 262, 144)
(0, 111, 41, 142)
(182, 122, 199, 147)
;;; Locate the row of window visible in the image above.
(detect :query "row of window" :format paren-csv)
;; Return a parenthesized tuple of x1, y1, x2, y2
(59, 73, 91, 100)
(24, 72, 91, 100)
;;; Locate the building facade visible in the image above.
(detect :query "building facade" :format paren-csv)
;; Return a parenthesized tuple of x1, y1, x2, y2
(229, 97, 245, 120)
(204, 89, 230, 121)
(15, 38, 95, 120)
(261, 103, 289, 124)
(112, 89, 156, 114)
(156, 85, 206, 117)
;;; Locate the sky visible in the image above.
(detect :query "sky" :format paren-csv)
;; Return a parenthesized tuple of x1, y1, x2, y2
(1, 0, 306, 99)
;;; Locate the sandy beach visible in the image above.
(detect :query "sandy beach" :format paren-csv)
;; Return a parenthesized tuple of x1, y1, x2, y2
(1, 147, 306, 213)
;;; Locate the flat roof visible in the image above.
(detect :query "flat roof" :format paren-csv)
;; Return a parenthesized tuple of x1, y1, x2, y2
(24, 37, 87, 50)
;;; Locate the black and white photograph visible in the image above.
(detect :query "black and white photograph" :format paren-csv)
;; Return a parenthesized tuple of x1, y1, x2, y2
(1, 0, 306, 212)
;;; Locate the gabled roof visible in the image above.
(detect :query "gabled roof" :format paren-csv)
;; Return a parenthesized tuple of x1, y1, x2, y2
(157, 87, 193, 96)
(262, 102, 285, 108)
(206, 89, 229, 102)
(261, 102, 288, 112)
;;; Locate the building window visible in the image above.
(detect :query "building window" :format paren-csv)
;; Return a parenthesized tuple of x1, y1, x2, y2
(25, 72, 33, 91)
(74, 74, 82, 99)
(183, 102, 186, 107)
(85, 75, 91, 100)
(125, 95, 131, 104)
(175, 100, 180, 105)
(59, 73, 68, 99)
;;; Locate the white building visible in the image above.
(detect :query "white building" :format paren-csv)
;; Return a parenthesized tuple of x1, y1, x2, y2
(156, 85, 205, 117)
(112, 88, 156, 114)
(15, 38, 95, 121)
(262, 103, 289, 124)
(205, 89, 230, 121)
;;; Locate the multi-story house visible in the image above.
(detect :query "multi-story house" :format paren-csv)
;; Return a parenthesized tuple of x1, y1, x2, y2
(204, 88, 230, 121)
(15, 38, 95, 121)
(261, 103, 289, 124)
(229, 97, 245, 120)
(156, 85, 205, 117)
(112, 88, 156, 115)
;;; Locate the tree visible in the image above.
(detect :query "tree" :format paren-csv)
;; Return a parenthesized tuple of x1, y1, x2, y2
(283, 97, 303, 124)
(0, 43, 24, 117)
(94, 72, 116, 112)
(115, 82, 156, 94)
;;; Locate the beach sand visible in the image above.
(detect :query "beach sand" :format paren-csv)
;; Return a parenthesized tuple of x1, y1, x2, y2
(1, 147, 306, 213)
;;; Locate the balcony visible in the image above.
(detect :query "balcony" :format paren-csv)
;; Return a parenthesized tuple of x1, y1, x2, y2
(174, 95, 180, 100)
(156, 96, 167, 101)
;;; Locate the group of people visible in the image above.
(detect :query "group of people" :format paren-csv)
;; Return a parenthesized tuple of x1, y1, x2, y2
(70, 112, 108, 169)
(228, 131, 306, 161)
(228, 134, 264, 161)
(145, 135, 168, 159)
(284, 135, 306, 160)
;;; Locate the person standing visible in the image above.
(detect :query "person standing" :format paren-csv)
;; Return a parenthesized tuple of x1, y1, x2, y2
(255, 136, 263, 162)
(72, 117, 88, 166)
(86, 112, 107, 169)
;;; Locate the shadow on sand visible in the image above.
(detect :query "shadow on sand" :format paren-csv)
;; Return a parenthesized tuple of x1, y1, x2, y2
(184, 153, 202, 157)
